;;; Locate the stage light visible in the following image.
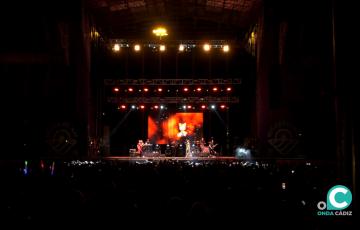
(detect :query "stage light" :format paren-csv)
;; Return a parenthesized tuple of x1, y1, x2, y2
(183, 105, 186, 109)
(121, 105, 126, 109)
(183, 87, 189, 92)
(152, 27, 168, 38)
(128, 88, 133, 92)
(131, 105, 136, 109)
(160, 105, 164, 109)
(226, 87, 232, 92)
(220, 105, 226, 109)
(144, 88, 149, 92)
(154, 105, 159, 109)
(140, 105, 145, 109)
(159, 45, 166, 52)
(212, 87, 218, 92)
(196, 87, 202, 92)
(179, 44, 185, 52)
(201, 105, 206, 109)
(113, 87, 119, 92)
(223, 45, 230, 52)
(187, 105, 192, 109)
(203, 43, 211, 52)
(113, 44, 120, 52)
(157, 87, 163, 92)
(134, 44, 141, 52)
(235, 147, 251, 159)
(211, 105, 216, 109)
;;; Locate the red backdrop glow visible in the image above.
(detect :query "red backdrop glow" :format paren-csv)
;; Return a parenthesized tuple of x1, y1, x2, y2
(148, 113, 203, 144)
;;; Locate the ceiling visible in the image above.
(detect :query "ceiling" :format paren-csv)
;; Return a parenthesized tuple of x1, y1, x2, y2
(87, 0, 262, 39)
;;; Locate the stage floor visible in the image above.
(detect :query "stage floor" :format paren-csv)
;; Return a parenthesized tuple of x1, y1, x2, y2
(104, 156, 238, 161)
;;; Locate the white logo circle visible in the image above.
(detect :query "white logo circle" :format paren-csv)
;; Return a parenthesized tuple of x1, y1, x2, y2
(317, 201, 326, 210)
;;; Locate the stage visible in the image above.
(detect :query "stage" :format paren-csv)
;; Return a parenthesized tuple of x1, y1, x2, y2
(104, 156, 237, 161)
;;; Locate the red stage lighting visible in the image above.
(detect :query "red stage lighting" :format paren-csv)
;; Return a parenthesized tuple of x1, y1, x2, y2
(128, 88, 134, 92)
(196, 87, 202, 92)
(121, 105, 126, 109)
(220, 105, 226, 109)
(184, 87, 189, 92)
(113, 87, 120, 92)
(144, 88, 149, 92)
(187, 105, 192, 109)
(201, 105, 206, 109)
(212, 87, 218, 92)
(158, 88, 163, 92)
(226, 87, 232, 92)
(154, 105, 159, 109)
(140, 105, 145, 109)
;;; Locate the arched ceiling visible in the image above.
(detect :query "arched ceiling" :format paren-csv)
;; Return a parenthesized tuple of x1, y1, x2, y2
(87, 0, 262, 39)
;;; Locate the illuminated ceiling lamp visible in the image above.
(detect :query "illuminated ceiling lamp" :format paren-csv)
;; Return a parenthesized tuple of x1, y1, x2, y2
(203, 43, 211, 52)
(152, 27, 168, 40)
(179, 44, 185, 52)
(223, 44, 230, 53)
(134, 44, 141, 52)
(159, 44, 166, 52)
(113, 43, 120, 52)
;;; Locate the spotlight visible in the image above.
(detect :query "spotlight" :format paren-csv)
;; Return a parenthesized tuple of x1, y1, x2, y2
(160, 105, 164, 109)
(196, 87, 202, 92)
(183, 105, 186, 109)
(131, 105, 136, 109)
(211, 105, 216, 109)
(121, 105, 126, 109)
(179, 44, 185, 52)
(223, 45, 230, 52)
(220, 105, 226, 109)
(113, 44, 120, 52)
(159, 45, 166, 52)
(201, 105, 206, 109)
(113, 87, 119, 92)
(212, 87, 218, 92)
(144, 88, 149, 92)
(152, 27, 168, 38)
(154, 105, 159, 109)
(158, 88, 163, 92)
(235, 147, 251, 159)
(134, 44, 141, 52)
(140, 105, 145, 109)
(203, 43, 211, 52)
(226, 87, 232, 92)
(187, 105, 192, 109)
(183, 87, 189, 92)
(128, 88, 133, 92)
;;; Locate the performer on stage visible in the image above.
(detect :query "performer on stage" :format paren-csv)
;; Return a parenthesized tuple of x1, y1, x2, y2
(137, 140, 144, 156)
(185, 139, 191, 157)
(208, 137, 218, 156)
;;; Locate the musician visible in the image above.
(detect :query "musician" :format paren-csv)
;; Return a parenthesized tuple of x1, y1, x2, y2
(208, 138, 218, 156)
(137, 140, 144, 155)
(185, 139, 191, 157)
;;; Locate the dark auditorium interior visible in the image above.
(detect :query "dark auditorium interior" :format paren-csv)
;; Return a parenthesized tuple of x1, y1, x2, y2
(0, 0, 357, 227)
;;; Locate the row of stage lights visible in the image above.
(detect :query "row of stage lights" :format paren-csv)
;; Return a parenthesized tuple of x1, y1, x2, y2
(117, 104, 228, 110)
(112, 43, 230, 53)
(113, 86, 232, 93)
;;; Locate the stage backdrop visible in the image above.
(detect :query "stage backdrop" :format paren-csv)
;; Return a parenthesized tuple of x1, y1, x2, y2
(148, 112, 203, 144)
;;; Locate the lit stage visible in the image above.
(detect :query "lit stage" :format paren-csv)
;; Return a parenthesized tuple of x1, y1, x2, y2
(104, 156, 238, 161)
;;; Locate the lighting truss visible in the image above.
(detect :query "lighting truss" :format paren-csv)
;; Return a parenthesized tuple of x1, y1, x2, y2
(107, 96, 239, 104)
(104, 78, 241, 86)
